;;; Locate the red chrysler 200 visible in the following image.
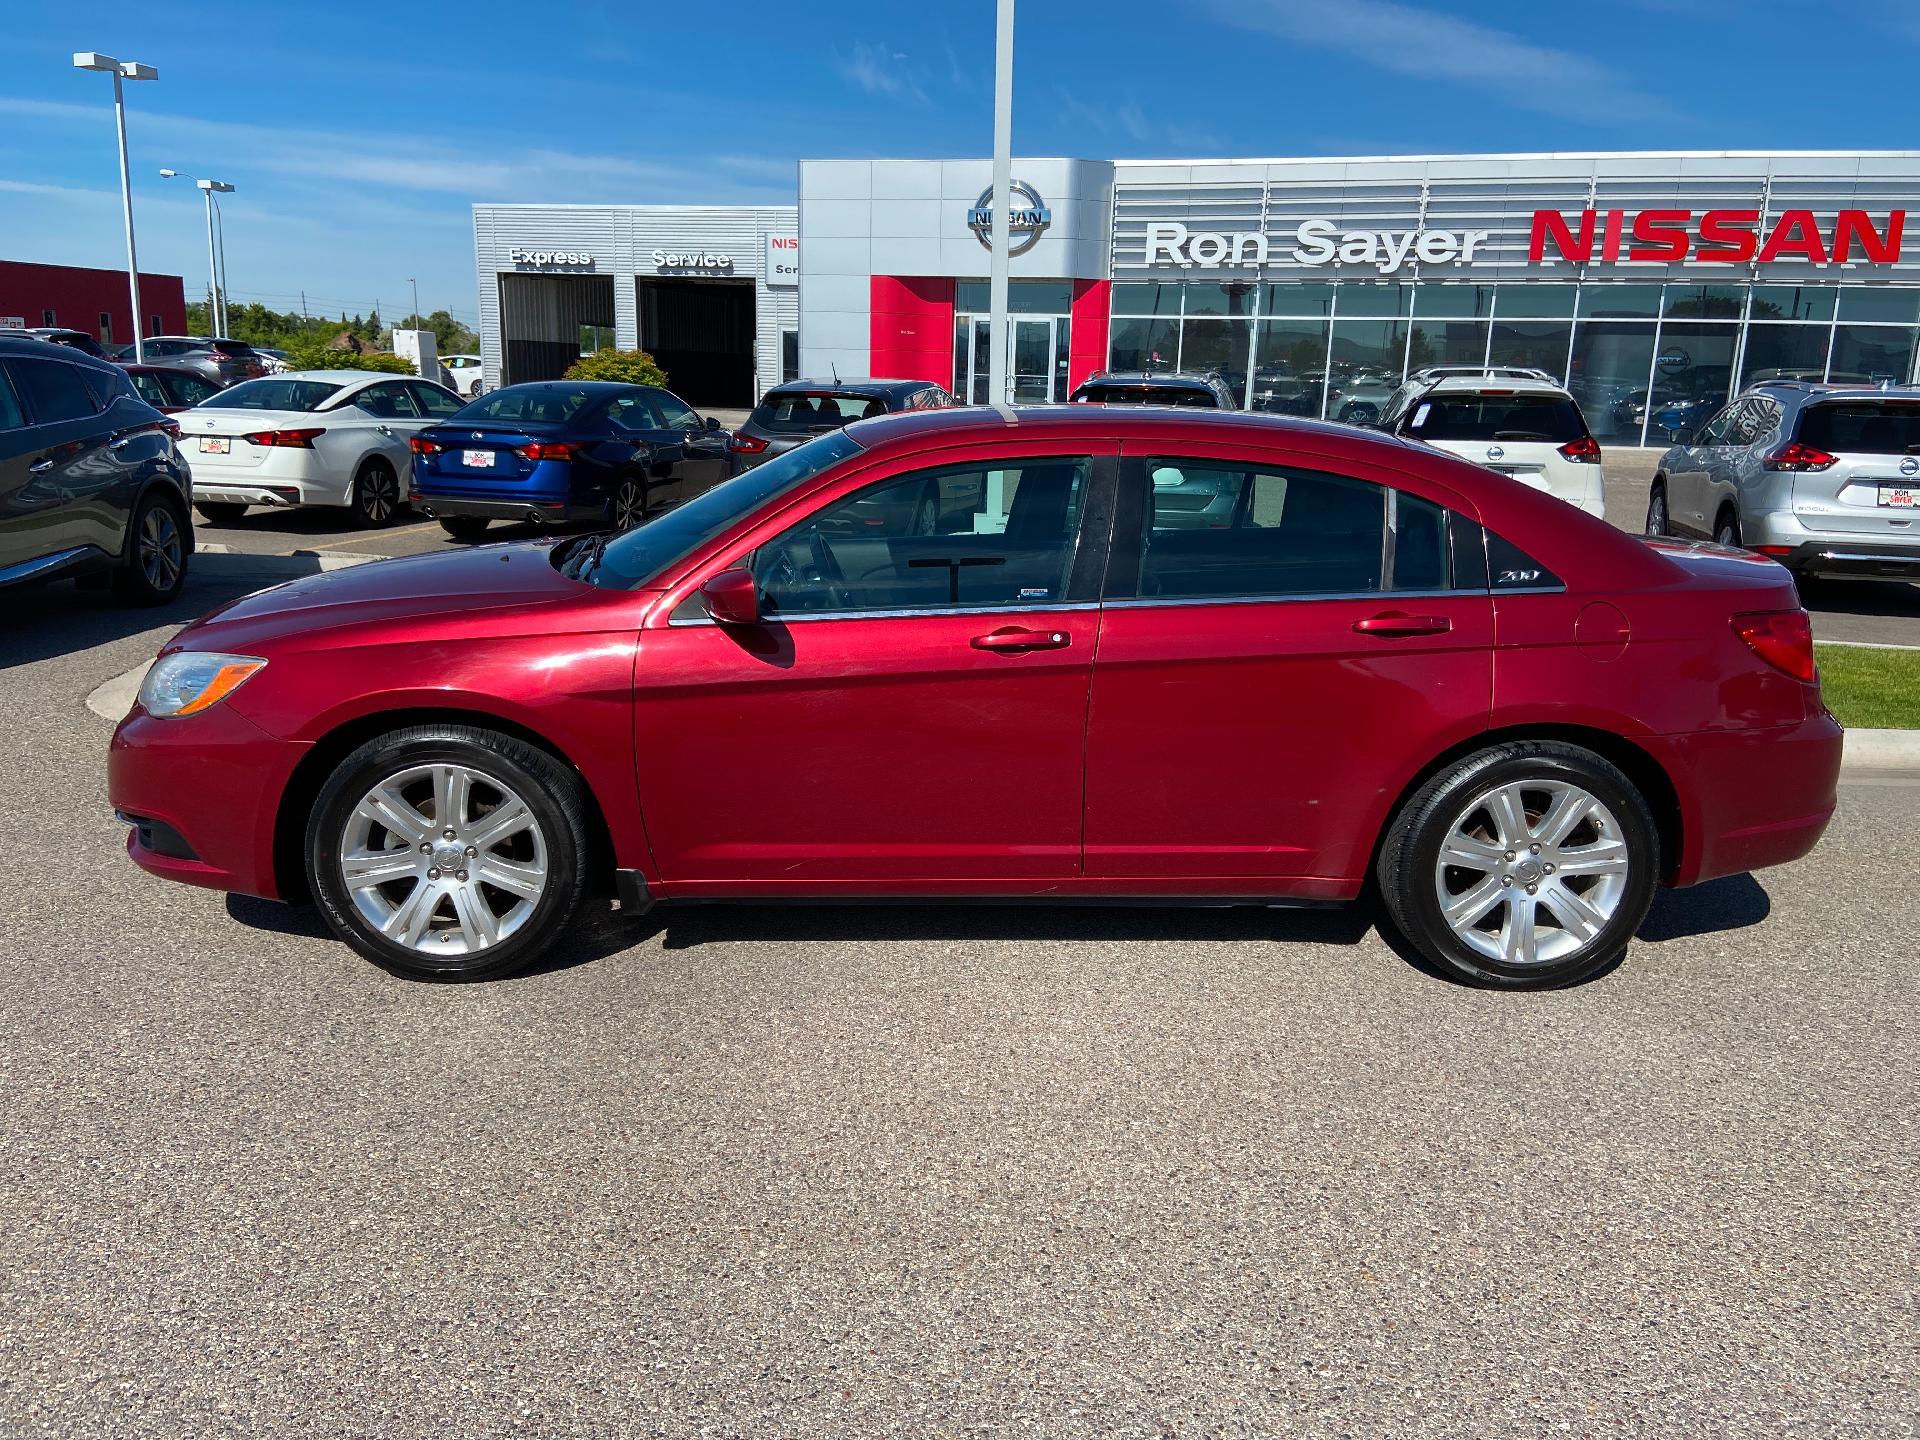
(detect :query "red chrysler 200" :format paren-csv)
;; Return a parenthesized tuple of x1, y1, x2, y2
(108, 407, 1841, 989)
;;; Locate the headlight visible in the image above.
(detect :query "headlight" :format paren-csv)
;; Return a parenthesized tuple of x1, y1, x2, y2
(138, 652, 268, 718)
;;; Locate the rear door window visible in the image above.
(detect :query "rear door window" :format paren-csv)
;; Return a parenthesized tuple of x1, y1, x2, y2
(409, 382, 463, 418)
(651, 390, 701, 430)
(0, 366, 24, 430)
(6, 358, 99, 423)
(1796, 401, 1920, 456)
(1403, 393, 1586, 444)
(356, 382, 421, 419)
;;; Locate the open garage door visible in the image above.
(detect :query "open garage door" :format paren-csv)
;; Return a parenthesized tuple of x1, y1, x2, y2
(499, 272, 615, 386)
(636, 277, 756, 408)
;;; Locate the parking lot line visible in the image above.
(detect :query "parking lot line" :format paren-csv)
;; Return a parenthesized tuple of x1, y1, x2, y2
(312, 523, 437, 553)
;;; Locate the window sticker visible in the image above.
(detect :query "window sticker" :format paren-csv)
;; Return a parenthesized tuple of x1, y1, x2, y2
(1018, 587, 1050, 599)
(1411, 402, 1432, 428)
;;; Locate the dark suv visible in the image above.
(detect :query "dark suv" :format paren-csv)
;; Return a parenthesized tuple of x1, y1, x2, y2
(729, 379, 954, 472)
(1068, 371, 1238, 408)
(0, 336, 192, 603)
(116, 336, 268, 389)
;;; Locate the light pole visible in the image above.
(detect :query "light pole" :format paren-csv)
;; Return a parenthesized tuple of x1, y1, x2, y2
(160, 170, 234, 337)
(212, 189, 231, 337)
(73, 52, 157, 363)
(987, 0, 1014, 409)
(407, 277, 420, 328)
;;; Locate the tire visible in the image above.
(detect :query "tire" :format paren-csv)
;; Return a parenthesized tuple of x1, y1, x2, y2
(113, 490, 189, 605)
(305, 725, 591, 981)
(1714, 509, 1742, 549)
(1644, 482, 1668, 537)
(439, 516, 492, 542)
(1375, 740, 1659, 990)
(195, 501, 249, 526)
(349, 458, 403, 529)
(612, 475, 648, 530)
(911, 485, 939, 536)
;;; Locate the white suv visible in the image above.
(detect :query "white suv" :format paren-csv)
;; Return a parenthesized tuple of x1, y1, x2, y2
(1385, 376, 1606, 518)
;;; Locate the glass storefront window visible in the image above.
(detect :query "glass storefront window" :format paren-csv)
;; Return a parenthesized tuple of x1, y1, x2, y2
(1328, 319, 1407, 423)
(1250, 319, 1330, 416)
(1836, 288, 1920, 324)
(1180, 319, 1251, 401)
(1749, 286, 1836, 323)
(1260, 283, 1336, 318)
(1416, 284, 1494, 318)
(954, 280, 1074, 314)
(1739, 324, 1832, 387)
(1407, 320, 1490, 373)
(1110, 283, 1182, 317)
(1493, 285, 1578, 318)
(1829, 324, 1917, 385)
(1334, 284, 1411, 318)
(1578, 286, 1664, 320)
(1182, 283, 1258, 317)
(1567, 321, 1658, 444)
(1663, 286, 1745, 319)
(1646, 323, 1739, 445)
(1108, 317, 1181, 374)
(1487, 320, 1572, 381)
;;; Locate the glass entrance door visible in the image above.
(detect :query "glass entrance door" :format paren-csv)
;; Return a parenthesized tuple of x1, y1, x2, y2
(955, 313, 1071, 404)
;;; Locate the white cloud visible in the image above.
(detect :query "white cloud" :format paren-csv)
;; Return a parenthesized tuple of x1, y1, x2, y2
(830, 41, 930, 104)
(1199, 0, 1689, 125)
(1052, 90, 1220, 152)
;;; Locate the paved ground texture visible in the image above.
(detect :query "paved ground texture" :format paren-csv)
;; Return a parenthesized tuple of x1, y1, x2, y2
(0, 562, 1915, 1437)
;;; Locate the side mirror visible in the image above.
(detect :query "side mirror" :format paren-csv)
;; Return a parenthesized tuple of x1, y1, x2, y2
(701, 568, 760, 625)
(704, 415, 722, 432)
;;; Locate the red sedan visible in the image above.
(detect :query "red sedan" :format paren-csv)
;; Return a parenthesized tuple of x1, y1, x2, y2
(108, 407, 1841, 989)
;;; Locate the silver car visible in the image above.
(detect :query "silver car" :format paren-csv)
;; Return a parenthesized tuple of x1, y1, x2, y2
(1648, 382, 1920, 581)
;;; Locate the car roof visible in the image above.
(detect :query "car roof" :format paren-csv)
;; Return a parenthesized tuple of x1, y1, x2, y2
(766, 378, 930, 397)
(1420, 376, 1570, 398)
(844, 403, 1434, 458)
(0, 334, 120, 370)
(1748, 379, 1920, 403)
(1079, 371, 1218, 388)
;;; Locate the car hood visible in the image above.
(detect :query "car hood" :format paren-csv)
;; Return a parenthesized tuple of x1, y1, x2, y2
(171, 540, 624, 655)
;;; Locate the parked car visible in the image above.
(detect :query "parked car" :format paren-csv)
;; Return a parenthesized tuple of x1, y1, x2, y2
(1069, 371, 1236, 407)
(253, 347, 292, 374)
(109, 405, 1839, 990)
(1247, 367, 1328, 417)
(1328, 369, 1400, 426)
(175, 370, 464, 528)
(122, 364, 223, 414)
(1648, 381, 1920, 581)
(0, 334, 191, 604)
(441, 354, 485, 398)
(1388, 376, 1607, 518)
(408, 380, 731, 539)
(26, 327, 110, 358)
(1410, 365, 1558, 386)
(729, 379, 953, 472)
(120, 336, 270, 389)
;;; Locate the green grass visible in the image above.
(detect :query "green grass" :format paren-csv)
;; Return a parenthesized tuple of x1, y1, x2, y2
(1816, 643, 1920, 729)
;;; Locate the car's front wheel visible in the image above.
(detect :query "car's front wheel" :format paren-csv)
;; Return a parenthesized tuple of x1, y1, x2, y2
(113, 490, 189, 605)
(305, 725, 591, 981)
(1644, 482, 1669, 537)
(1376, 741, 1658, 989)
(1714, 509, 1742, 549)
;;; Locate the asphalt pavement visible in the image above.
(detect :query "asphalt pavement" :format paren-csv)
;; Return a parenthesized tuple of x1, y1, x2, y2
(0, 561, 1914, 1436)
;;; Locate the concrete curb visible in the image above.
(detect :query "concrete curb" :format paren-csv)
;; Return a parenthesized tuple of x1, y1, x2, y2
(1843, 728, 1920, 771)
(195, 544, 385, 571)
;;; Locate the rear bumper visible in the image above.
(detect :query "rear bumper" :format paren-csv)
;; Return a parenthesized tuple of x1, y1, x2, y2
(188, 450, 351, 509)
(413, 494, 604, 524)
(1767, 540, 1920, 580)
(1654, 710, 1844, 888)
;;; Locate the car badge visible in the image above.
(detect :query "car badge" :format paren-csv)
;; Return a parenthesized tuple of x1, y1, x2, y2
(471, 431, 484, 440)
(1486, 444, 1505, 462)
(1902, 456, 1918, 477)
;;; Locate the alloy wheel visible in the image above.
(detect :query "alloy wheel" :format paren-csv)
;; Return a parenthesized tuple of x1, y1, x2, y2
(358, 466, 398, 525)
(336, 762, 549, 957)
(138, 504, 183, 592)
(614, 480, 646, 530)
(1646, 488, 1667, 536)
(1431, 779, 1631, 967)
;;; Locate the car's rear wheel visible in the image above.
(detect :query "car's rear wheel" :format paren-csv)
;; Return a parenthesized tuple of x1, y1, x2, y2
(305, 725, 590, 981)
(195, 501, 248, 527)
(613, 475, 648, 530)
(1644, 482, 1669, 537)
(1714, 508, 1742, 548)
(113, 490, 189, 605)
(1376, 741, 1658, 989)
(350, 458, 403, 529)
(439, 516, 492, 542)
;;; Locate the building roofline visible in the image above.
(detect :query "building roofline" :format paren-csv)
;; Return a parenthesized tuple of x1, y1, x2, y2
(1111, 149, 1920, 166)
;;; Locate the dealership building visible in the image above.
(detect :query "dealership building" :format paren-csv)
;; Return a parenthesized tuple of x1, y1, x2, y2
(476, 150, 1920, 444)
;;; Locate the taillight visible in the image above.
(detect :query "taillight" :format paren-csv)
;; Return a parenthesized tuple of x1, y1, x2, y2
(1558, 434, 1602, 464)
(408, 435, 440, 455)
(513, 441, 576, 461)
(1763, 441, 1837, 472)
(729, 433, 769, 454)
(241, 428, 324, 448)
(159, 420, 181, 440)
(1732, 610, 1816, 682)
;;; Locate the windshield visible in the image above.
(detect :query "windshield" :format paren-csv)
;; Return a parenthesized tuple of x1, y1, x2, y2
(751, 390, 892, 431)
(454, 385, 600, 425)
(586, 430, 863, 589)
(1074, 384, 1215, 408)
(1797, 401, 1920, 456)
(197, 378, 344, 411)
(1404, 393, 1587, 444)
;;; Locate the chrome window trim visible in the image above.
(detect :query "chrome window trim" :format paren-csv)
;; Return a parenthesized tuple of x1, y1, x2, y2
(669, 600, 1102, 628)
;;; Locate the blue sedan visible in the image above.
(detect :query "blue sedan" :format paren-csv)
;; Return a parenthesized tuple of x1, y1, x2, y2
(408, 380, 732, 541)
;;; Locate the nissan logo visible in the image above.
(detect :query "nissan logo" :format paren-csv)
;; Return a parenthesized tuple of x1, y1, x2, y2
(1486, 444, 1505, 462)
(967, 181, 1053, 256)
(1902, 456, 1918, 477)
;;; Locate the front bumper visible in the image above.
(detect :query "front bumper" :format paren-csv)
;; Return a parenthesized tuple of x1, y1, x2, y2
(412, 494, 605, 525)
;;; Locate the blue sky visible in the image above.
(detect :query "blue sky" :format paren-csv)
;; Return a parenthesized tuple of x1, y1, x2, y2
(3, 0, 1916, 326)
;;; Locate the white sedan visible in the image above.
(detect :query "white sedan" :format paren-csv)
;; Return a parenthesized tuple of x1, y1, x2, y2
(176, 371, 466, 528)
(441, 354, 485, 398)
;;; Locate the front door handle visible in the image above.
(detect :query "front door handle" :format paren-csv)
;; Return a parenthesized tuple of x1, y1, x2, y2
(1353, 612, 1451, 637)
(971, 626, 1071, 652)
(28, 457, 55, 473)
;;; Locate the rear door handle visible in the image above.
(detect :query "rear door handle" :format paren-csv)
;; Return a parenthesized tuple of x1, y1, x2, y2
(28, 457, 54, 473)
(1352, 612, 1451, 637)
(971, 626, 1071, 652)
(109, 431, 144, 451)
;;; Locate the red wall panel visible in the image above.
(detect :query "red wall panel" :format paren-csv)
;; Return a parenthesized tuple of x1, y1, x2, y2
(869, 275, 955, 386)
(1069, 279, 1110, 391)
(0, 261, 188, 344)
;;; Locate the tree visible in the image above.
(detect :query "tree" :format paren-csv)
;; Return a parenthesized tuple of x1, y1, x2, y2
(564, 348, 668, 386)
